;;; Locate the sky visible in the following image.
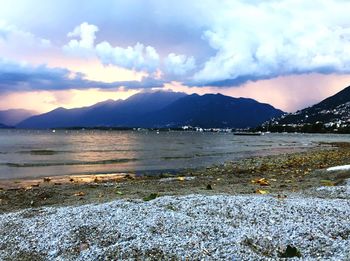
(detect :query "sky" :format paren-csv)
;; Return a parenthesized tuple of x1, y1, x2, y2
(1, 0, 350, 113)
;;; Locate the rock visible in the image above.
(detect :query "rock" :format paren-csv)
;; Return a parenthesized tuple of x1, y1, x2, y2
(206, 184, 213, 190)
(43, 177, 51, 182)
(279, 245, 301, 258)
(143, 193, 158, 201)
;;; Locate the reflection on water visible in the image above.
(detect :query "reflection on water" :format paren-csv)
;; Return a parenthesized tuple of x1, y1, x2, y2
(0, 129, 349, 179)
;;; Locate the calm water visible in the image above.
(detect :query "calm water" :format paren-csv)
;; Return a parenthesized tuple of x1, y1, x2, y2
(0, 129, 349, 179)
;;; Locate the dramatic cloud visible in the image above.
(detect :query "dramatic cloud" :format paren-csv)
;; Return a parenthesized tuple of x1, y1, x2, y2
(3, 0, 350, 112)
(63, 22, 194, 76)
(0, 58, 163, 92)
(57, 1, 350, 87)
(164, 53, 196, 76)
(96, 42, 160, 73)
(63, 22, 98, 57)
(192, 0, 350, 86)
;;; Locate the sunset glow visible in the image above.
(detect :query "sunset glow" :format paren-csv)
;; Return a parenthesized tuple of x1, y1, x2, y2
(2, 0, 350, 113)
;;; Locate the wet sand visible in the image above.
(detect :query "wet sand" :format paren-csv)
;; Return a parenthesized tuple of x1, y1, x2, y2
(1, 142, 350, 213)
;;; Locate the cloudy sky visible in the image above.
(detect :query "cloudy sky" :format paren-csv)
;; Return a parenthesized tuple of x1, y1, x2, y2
(1, 0, 350, 113)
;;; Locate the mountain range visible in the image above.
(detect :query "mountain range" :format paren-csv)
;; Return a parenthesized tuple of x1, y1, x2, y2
(0, 109, 37, 126)
(17, 91, 284, 129)
(264, 85, 350, 132)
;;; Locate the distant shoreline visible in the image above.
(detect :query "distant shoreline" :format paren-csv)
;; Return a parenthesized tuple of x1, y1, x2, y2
(3, 126, 350, 134)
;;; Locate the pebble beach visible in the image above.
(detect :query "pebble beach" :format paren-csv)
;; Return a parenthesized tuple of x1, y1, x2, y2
(1, 179, 350, 260)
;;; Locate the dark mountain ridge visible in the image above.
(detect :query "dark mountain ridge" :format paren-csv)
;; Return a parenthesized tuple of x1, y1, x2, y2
(0, 123, 10, 129)
(18, 91, 284, 129)
(138, 93, 283, 128)
(18, 91, 186, 128)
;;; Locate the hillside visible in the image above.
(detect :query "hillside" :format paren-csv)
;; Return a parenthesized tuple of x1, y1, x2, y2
(0, 109, 37, 126)
(263, 85, 350, 132)
(138, 93, 283, 128)
(18, 91, 186, 129)
(18, 91, 284, 129)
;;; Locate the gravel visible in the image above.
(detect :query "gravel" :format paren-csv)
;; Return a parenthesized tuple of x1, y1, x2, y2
(1, 182, 350, 260)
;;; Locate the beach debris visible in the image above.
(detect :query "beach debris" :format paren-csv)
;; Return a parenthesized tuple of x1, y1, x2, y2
(279, 245, 301, 258)
(320, 180, 335, 186)
(242, 237, 271, 256)
(115, 190, 124, 195)
(124, 174, 134, 180)
(7, 187, 21, 191)
(143, 193, 158, 201)
(159, 176, 195, 182)
(165, 204, 177, 211)
(277, 194, 287, 199)
(255, 189, 269, 194)
(74, 191, 85, 197)
(202, 248, 211, 256)
(206, 184, 213, 190)
(69, 178, 75, 182)
(327, 165, 350, 171)
(159, 172, 174, 178)
(182, 176, 195, 181)
(251, 178, 270, 186)
(43, 177, 51, 182)
(79, 243, 89, 251)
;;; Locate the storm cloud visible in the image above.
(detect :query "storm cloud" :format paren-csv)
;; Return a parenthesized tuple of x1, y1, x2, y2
(0, 59, 164, 92)
(1, 0, 350, 90)
(191, 0, 350, 86)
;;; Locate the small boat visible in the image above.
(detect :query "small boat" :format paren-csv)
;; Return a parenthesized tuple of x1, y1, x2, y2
(233, 132, 263, 136)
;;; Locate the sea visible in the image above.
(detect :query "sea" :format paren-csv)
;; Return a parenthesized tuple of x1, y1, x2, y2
(0, 129, 349, 179)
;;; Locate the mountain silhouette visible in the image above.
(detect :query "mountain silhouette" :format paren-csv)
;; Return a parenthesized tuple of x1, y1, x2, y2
(0, 109, 37, 126)
(137, 93, 283, 128)
(18, 91, 284, 129)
